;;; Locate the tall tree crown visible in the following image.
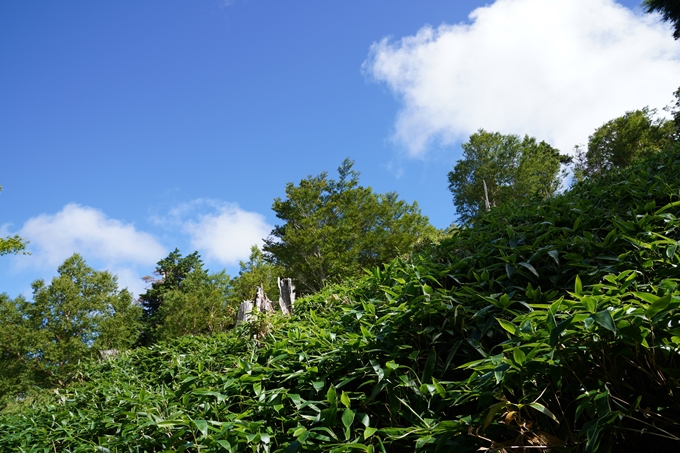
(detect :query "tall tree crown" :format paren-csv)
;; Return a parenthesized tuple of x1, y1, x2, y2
(448, 130, 569, 224)
(264, 159, 436, 293)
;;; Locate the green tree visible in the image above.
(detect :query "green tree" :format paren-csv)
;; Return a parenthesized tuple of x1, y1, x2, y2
(0, 254, 141, 402)
(230, 245, 282, 303)
(155, 270, 236, 341)
(573, 107, 675, 180)
(448, 130, 569, 223)
(644, 0, 680, 39)
(264, 159, 436, 293)
(138, 248, 202, 345)
(0, 186, 29, 256)
(668, 87, 680, 138)
(139, 249, 237, 343)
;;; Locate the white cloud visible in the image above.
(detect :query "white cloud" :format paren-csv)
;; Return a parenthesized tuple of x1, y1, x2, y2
(17, 204, 165, 270)
(9, 204, 166, 295)
(180, 200, 272, 266)
(364, 0, 680, 157)
(110, 266, 150, 300)
(153, 199, 272, 266)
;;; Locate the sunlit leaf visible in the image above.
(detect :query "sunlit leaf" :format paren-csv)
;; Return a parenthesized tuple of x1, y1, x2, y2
(574, 275, 583, 296)
(646, 294, 671, 319)
(518, 261, 539, 278)
(513, 348, 526, 366)
(591, 310, 616, 333)
(497, 318, 516, 335)
(526, 402, 559, 424)
(341, 409, 355, 429)
(341, 391, 351, 409)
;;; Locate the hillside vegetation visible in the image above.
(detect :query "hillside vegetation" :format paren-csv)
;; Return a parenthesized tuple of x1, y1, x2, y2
(2, 146, 680, 451)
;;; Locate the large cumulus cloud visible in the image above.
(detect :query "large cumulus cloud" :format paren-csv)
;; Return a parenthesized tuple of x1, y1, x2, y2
(364, 0, 680, 156)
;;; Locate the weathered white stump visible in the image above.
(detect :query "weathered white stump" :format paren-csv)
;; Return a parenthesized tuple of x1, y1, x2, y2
(236, 280, 295, 325)
(236, 300, 254, 324)
(278, 277, 295, 316)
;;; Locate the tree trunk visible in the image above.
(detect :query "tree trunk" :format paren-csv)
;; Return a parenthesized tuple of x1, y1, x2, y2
(278, 277, 295, 315)
(99, 349, 118, 360)
(483, 179, 491, 212)
(236, 280, 294, 325)
(236, 300, 253, 324)
(254, 286, 274, 313)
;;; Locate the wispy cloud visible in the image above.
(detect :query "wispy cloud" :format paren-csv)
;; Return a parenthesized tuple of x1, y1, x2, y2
(11, 204, 166, 295)
(364, 0, 680, 157)
(155, 199, 272, 266)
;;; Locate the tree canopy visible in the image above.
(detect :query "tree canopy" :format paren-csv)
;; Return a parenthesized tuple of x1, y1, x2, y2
(263, 159, 436, 293)
(138, 249, 237, 344)
(644, 0, 680, 39)
(230, 245, 282, 303)
(448, 130, 570, 223)
(573, 107, 676, 180)
(138, 249, 203, 345)
(0, 254, 140, 402)
(153, 269, 235, 341)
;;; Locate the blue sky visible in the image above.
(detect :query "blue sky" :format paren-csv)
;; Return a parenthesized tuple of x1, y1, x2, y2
(1, 0, 678, 298)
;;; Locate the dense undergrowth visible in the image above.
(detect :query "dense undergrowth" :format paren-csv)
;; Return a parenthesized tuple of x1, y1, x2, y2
(2, 146, 680, 451)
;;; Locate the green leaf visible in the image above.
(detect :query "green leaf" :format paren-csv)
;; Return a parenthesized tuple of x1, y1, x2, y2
(342, 409, 355, 429)
(513, 348, 526, 366)
(360, 413, 370, 427)
(483, 402, 507, 429)
(157, 419, 188, 428)
(592, 310, 616, 333)
(370, 359, 385, 382)
(193, 419, 208, 438)
(364, 426, 377, 439)
(497, 318, 516, 335)
(655, 200, 680, 215)
(646, 294, 671, 319)
(216, 440, 232, 450)
(433, 378, 447, 397)
(574, 275, 583, 296)
(443, 340, 462, 372)
(385, 360, 399, 370)
(666, 243, 677, 259)
(335, 444, 370, 451)
(582, 296, 597, 314)
(573, 216, 582, 231)
(289, 393, 303, 408)
(341, 391, 351, 409)
(421, 347, 437, 384)
(584, 418, 602, 453)
(550, 316, 574, 347)
(327, 385, 337, 404)
(526, 402, 559, 424)
(603, 229, 618, 248)
(575, 395, 591, 423)
(518, 261, 539, 278)
(633, 292, 659, 303)
(506, 263, 515, 278)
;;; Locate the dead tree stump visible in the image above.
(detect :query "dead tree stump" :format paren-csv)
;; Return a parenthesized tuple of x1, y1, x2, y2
(99, 349, 118, 360)
(278, 277, 295, 315)
(254, 286, 274, 313)
(236, 280, 295, 325)
(236, 300, 254, 324)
